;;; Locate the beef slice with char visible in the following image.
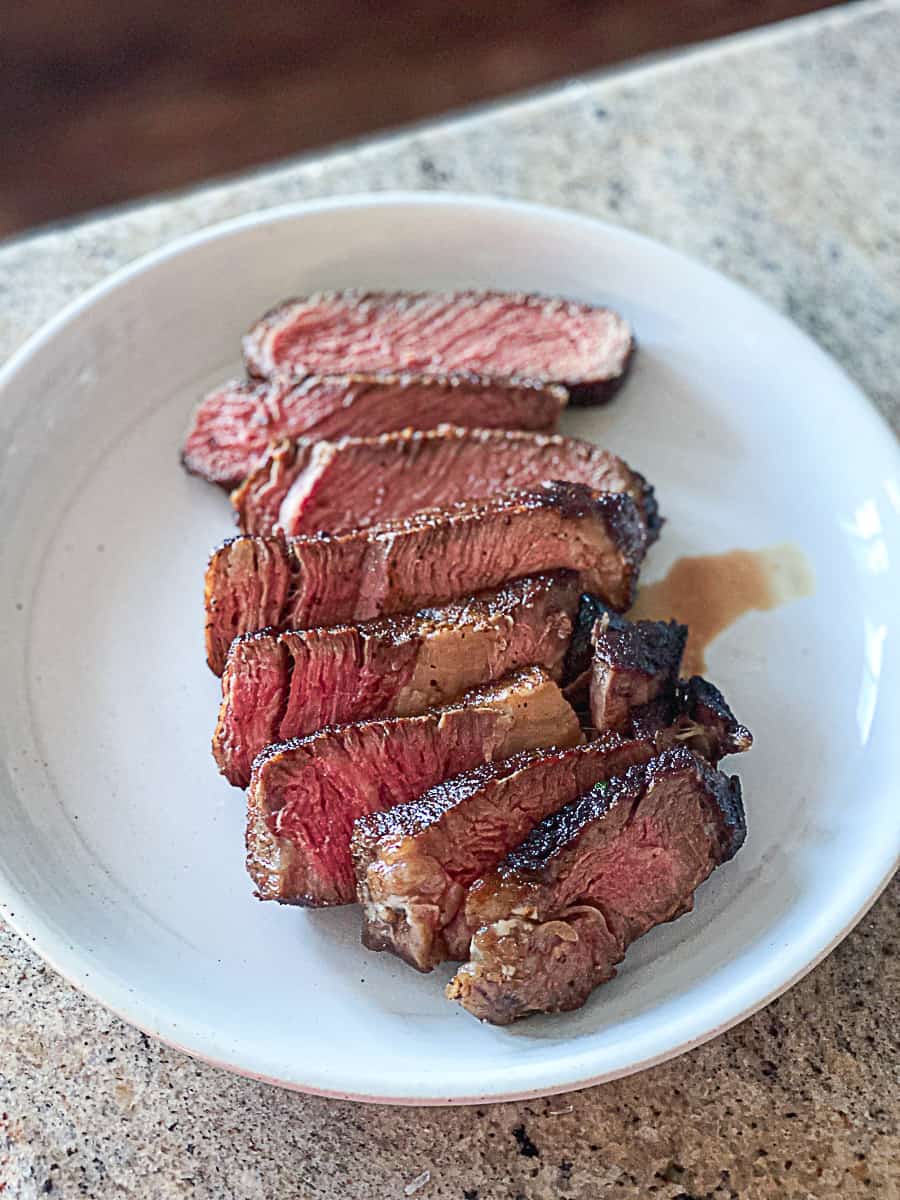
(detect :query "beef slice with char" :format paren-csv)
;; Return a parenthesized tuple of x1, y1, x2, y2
(204, 482, 649, 674)
(353, 734, 656, 973)
(233, 424, 660, 541)
(213, 572, 581, 788)
(671, 676, 754, 763)
(352, 675, 751, 974)
(243, 289, 634, 406)
(447, 747, 746, 1024)
(246, 666, 582, 907)
(589, 610, 687, 732)
(183, 371, 565, 489)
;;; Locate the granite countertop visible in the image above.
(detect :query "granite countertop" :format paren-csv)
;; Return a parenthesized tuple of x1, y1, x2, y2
(1, 3, 898, 1196)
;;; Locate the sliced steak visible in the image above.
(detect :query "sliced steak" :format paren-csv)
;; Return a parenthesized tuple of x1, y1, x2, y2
(446, 747, 746, 1024)
(205, 482, 648, 674)
(246, 667, 582, 907)
(243, 290, 634, 406)
(213, 572, 582, 788)
(233, 424, 661, 540)
(562, 602, 752, 764)
(352, 686, 750, 973)
(590, 611, 687, 732)
(353, 734, 655, 972)
(182, 372, 565, 488)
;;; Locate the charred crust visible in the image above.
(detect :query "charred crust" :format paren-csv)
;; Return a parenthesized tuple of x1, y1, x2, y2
(531, 483, 647, 578)
(262, 892, 333, 908)
(497, 746, 745, 877)
(627, 694, 678, 739)
(593, 614, 687, 679)
(353, 759, 507, 845)
(497, 763, 635, 877)
(533, 479, 601, 520)
(677, 676, 754, 755)
(563, 593, 611, 686)
(710, 772, 746, 861)
(678, 675, 738, 724)
(353, 744, 578, 846)
(564, 336, 637, 407)
(593, 490, 648, 572)
(632, 469, 663, 542)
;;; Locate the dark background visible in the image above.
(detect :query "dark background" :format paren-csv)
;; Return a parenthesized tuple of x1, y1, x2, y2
(4, 0, 843, 239)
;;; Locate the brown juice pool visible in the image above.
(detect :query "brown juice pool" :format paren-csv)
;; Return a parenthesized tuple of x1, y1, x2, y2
(629, 544, 814, 675)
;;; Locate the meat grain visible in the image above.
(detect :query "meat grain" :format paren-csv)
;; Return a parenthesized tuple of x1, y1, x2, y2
(204, 482, 648, 674)
(447, 747, 746, 1023)
(246, 667, 582, 906)
(213, 572, 582, 787)
(183, 372, 565, 488)
(243, 290, 634, 406)
(233, 424, 660, 540)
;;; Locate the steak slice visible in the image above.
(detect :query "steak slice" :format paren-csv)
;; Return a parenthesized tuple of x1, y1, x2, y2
(182, 372, 565, 488)
(243, 290, 635, 406)
(590, 611, 687, 732)
(245, 666, 582, 907)
(213, 572, 582, 788)
(446, 747, 746, 1024)
(205, 482, 648, 674)
(352, 685, 750, 973)
(353, 734, 655, 973)
(232, 424, 661, 541)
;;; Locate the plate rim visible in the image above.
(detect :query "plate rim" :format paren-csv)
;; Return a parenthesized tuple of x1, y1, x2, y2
(1, 190, 898, 1104)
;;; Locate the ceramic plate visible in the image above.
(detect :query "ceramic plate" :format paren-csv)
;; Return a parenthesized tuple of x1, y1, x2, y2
(0, 194, 897, 1104)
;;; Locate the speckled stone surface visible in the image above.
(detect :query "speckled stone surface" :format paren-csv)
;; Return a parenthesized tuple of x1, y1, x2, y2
(1, 3, 898, 1197)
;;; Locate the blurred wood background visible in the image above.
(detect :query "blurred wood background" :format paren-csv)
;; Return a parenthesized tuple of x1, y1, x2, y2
(3, 0, 845, 239)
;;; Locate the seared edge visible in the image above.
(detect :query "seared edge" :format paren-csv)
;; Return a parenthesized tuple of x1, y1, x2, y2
(447, 747, 745, 1023)
(493, 746, 745, 880)
(351, 734, 654, 972)
(204, 535, 292, 675)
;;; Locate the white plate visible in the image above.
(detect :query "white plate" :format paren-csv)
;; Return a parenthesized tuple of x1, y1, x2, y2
(0, 194, 897, 1105)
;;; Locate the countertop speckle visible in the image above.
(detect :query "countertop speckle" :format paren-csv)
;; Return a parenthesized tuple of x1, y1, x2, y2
(1, 3, 898, 1197)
